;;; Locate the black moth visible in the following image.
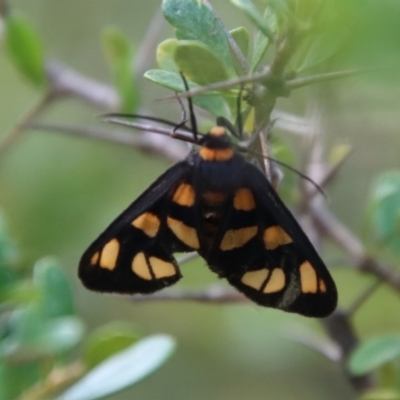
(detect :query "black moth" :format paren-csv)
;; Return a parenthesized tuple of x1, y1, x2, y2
(79, 86, 337, 318)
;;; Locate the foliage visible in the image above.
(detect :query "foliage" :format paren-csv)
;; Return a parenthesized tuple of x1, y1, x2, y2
(0, 219, 175, 400)
(1, 0, 400, 399)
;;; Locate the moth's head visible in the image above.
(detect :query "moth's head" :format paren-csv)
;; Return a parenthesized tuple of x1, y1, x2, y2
(199, 125, 233, 150)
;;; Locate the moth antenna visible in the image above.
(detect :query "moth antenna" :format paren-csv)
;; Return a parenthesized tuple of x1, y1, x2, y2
(180, 73, 199, 142)
(271, 158, 326, 198)
(216, 116, 241, 138)
(238, 146, 326, 197)
(236, 84, 244, 139)
(100, 113, 193, 132)
(173, 93, 189, 134)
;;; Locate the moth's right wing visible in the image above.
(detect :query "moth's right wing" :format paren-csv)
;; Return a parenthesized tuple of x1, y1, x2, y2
(78, 161, 194, 294)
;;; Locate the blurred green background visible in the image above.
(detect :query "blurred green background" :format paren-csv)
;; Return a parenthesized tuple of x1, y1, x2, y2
(1, 0, 400, 399)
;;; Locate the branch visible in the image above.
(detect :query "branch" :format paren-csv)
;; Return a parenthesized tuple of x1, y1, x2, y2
(311, 203, 400, 293)
(18, 362, 85, 400)
(0, 91, 56, 156)
(322, 311, 373, 392)
(0, 0, 8, 17)
(130, 284, 246, 304)
(287, 66, 399, 90)
(134, 8, 166, 82)
(30, 122, 188, 162)
(46, 60, 119, 109)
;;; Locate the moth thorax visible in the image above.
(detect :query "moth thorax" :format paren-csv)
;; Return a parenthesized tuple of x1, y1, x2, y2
(201, 191, 227, 248)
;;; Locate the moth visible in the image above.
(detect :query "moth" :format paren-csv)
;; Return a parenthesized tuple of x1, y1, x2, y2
(79, 95, 337, 318)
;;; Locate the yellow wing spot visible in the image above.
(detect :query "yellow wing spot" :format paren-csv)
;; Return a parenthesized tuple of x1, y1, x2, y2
(132, 212, 160, 238)
(263, 226, 293, 250)
(132, 252, 152, 280)
(90, 251, 100, 265)
(319, 278, 327, 293)
(172, 183, 195, 207)
(99, 239, 120, 270)
(149, 257, 176, 279)
(233, 188, 255, 211)
(209, 126, 226, 137)
(167, 217, 200, 249)
(241, 269, 269, 290)
(264, 268, 286, 293)
(199, 147, 235, 161)
(220, 226, 258, 251)
(300, 261, 318, 293)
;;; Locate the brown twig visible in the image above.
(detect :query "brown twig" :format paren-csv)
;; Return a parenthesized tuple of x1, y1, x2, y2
(30, 122, 188, 162)
(287, 66, 399, 90)
(311, 203, 400, 293)
(46, 60, 119, 109)
(0, 91, 56, 156)
(346, 280, 382, 316)
(134, 8, 166, 82)
(323, 311, 373, 392)
(18, 361, 85, 400)
(0, 0, 8, 17)
(130, 284, 246, 304)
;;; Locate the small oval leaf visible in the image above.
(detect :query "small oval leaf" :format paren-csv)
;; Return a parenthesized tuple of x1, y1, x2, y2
(5, 13, 46, 86)
(174, 41, 231, 85)
(145, 69, 230, 118)
(360, 388, 400, 400)
(33, 257, 75, 318)
(84, 322, 140, 369)
(367, 170, 400, 257)
(0, 213, 18, 270)
(349, 335, 400, 376)
(58, 335, 176, 400)
(39, 316, 85, 354)
(162, 0, 235, 74)
(156, 39, 180, 72)
(230, 27, 250, 58)
(231, 0, 274, 41)
(103, 27, 138, 113)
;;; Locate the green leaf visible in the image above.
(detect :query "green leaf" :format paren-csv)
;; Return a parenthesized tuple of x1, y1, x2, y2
(0, 361, 41, 400)
(297, 32, 344, 73)
(33, 257, 75, 319)
(349, 335, 400, 376)
(145, 69, 195, 92)
(84, 322, 140, 369)
(0, 212, 18, 271)
(145, 69, 230, 118)
(0, 280, 37, 305)
(360, 388, 400, 400)
(58, 335, 176, 400)
(174, 41, 231, 85)
(162, 0, 235, 75)
(230, 27, 250, 58)
(0, 265, 16, 293)
(3, 310, 84, 359)
(367, 170, 400, 257)
(39, 316, 85, 354)
(250, 6, 276, 71)
(5, 13, 46, 86)
(2, 305, 44, 358)
(103, 27, 138, 113)
(156, 39, 180, 72)
(231, 0, 274, 41)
